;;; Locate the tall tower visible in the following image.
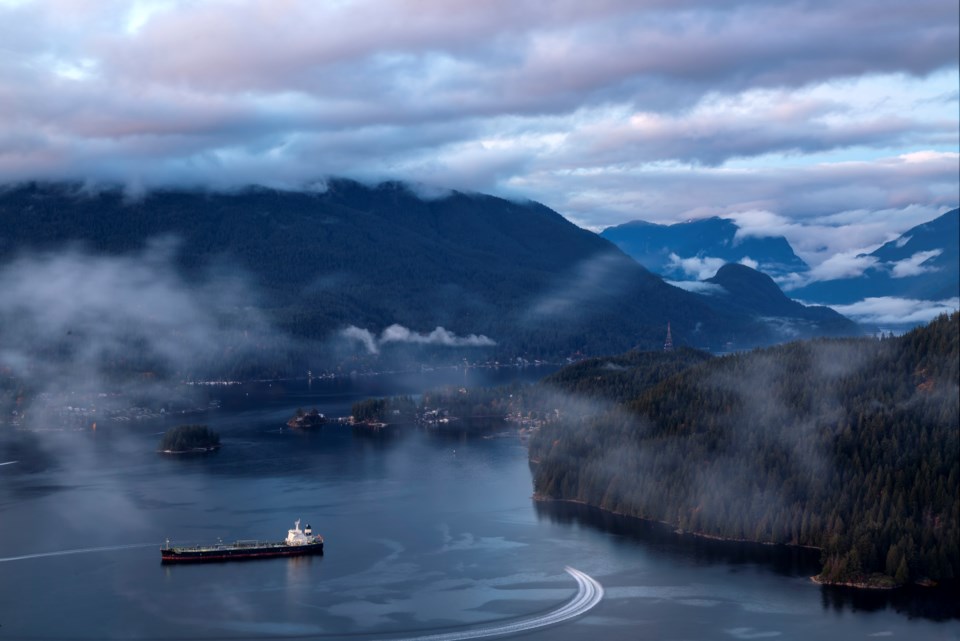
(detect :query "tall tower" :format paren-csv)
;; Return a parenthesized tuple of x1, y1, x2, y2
(664, 322, 674, 352)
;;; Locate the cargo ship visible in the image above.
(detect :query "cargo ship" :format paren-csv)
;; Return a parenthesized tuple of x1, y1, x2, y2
(161, 519, 323, 563)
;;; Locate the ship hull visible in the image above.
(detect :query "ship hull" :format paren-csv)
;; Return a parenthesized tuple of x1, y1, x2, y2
(161, 541, 323, 564)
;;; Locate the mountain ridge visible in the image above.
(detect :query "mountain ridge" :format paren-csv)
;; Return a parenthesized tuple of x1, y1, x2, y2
(698, 263, 858, 340)
(791, 208, 959, 305)
(601, 216, 809, 279)
(0, 180, 860, 370)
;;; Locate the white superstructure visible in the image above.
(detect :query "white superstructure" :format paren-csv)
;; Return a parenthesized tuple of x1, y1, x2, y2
(285, 519, 320, 546)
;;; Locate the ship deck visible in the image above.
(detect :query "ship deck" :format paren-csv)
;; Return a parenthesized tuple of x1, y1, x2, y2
(165, 539, 322, 553)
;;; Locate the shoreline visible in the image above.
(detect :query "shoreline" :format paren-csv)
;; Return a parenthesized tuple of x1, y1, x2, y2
(531, 495, 907, 590)
(159, 445, 220, 455)
(810, 574, 898, 590)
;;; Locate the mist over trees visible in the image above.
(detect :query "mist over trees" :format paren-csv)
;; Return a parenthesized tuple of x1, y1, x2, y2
(0, 181, 862, 373)
(531, 313, 960, 586)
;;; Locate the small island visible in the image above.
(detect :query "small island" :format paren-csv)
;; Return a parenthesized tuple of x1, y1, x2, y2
(286, 408, 327, 429)
(159, 424, 221, 454)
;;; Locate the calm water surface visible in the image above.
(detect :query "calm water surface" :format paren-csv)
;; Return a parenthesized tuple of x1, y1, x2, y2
(1, 370, 957, 640)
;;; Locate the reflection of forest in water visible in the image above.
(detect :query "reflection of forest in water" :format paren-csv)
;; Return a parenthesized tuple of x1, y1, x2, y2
(534, 499, 960, 621)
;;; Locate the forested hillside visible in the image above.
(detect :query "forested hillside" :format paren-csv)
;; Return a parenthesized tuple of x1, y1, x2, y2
(0, 181, 859, 369)
(531, 313, 960, 586)
(541, 348, 712, 404)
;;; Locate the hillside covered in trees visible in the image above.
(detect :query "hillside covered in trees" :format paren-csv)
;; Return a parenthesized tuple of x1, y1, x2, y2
(541, 347, 712, 404)
(530, 313, 960, 587)
(0, 181, 859, 371)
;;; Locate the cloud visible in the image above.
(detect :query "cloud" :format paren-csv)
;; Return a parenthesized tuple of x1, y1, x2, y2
(666, 279, 726, 295)
(380, 324, 497, 349)
(340, 324, 495, 355)
(340, 326, 378, 355)
(0, 241, 281, 531)
(560, 152, 958, 253)
(889, 249, 942, 278)
(526, 251, 634, 320)
(828, 296, 959, 325)
(806, 251, 879, 282)
(558, 89, 949, 167)
(0, 0, 954, 246)
(0, 240, 272, 382)
(666, 253, 725, 280)
(724, 201, 958, 275)
(779, 244, 945, 288)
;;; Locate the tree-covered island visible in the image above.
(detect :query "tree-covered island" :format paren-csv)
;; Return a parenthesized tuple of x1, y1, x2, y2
(350, 396, 417, 431)
(350, 386, 534, 433)
(286, 408, 327, 428)
(159, 424, 221, 453)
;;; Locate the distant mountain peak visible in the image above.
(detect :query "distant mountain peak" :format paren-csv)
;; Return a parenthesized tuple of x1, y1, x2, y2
(868, 208, 958, 263)
(791, 208, 959, 310)
(0, 181, 861, 364)
(600, 215, 807, 280)
(700, 262, 859, 337)
(708, 262, 784, 295)
(705, 263, 799, 311)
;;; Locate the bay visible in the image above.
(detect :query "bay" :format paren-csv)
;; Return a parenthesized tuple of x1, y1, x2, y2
(0, 369, 956, 640)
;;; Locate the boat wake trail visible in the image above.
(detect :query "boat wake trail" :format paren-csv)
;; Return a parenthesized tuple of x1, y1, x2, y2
(389, 566, 603, 641)
(0, 460, 18, 466)
(0, 542, 157, 563)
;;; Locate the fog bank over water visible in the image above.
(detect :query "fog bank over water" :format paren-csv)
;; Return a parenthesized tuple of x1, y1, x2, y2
(0, 241, 280, 425)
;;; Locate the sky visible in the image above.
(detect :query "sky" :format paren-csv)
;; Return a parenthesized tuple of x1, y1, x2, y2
(1, 0, 958, 275)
